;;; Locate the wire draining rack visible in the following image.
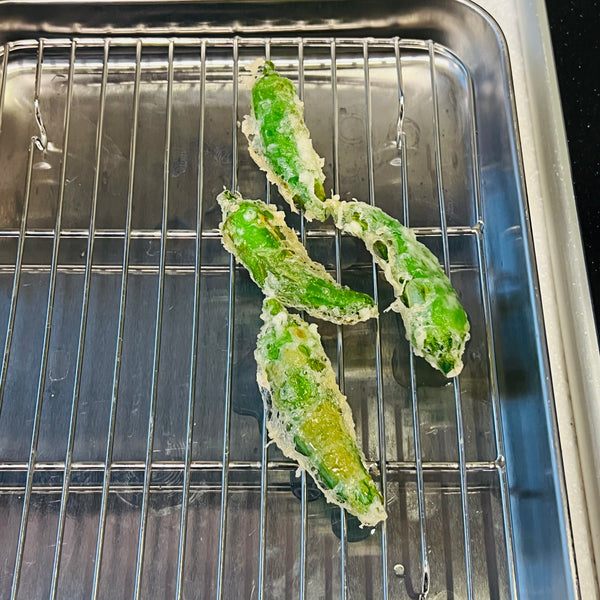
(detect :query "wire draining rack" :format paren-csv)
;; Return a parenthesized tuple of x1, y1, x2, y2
(0, 33, 564, 600)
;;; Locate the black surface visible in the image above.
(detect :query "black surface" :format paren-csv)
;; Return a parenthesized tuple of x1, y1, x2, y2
(545, 0, 600, 333)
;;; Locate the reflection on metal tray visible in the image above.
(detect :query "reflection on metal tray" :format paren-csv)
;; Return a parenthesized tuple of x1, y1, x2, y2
(0, 4, 575, 600)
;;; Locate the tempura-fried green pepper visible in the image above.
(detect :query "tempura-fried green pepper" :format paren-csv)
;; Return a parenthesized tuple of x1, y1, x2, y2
(328, 198, 470, 377)
(242, 60, 329, 222)
(218, 190, 377, 325)
(255, 298, 387, 526)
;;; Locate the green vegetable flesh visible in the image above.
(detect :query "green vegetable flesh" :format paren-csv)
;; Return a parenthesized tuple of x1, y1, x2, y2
(329, 198, 470, 377)
(218, 190, 377, 325)
(256, 298, 386, 525)
(243, 61, 328, 222)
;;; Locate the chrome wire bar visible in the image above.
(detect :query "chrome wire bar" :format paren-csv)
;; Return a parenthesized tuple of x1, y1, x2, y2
(257, 394, 269, 600)
(0, 38, 47, 418)
(10, 39, 77, 600)
(264, 38, 271, 209)
(428, 40, 474, 600)
(5, 36, 435, 50)
(363, 39, 390, 600)
(48, 38, 110, 600)
(215, 36, 239, 600)
(0, 43, 9, 133)
(0, 458, 500, 475)
(297, 39, 309, 600)
(331, 39, 349, 600)
(257, 38, 271, 600)
(0, 36, 40, 418)
(175, 39, 207, 600)
(395, 37, 430, 600)
(0, 224, 480, 240)
(132, 39, 175, 600)
(0, 260, 477, 278)
(91, 38, 143, 600)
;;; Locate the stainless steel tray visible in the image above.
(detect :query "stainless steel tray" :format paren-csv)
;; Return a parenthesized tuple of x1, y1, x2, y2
(0, 2, 578, 599)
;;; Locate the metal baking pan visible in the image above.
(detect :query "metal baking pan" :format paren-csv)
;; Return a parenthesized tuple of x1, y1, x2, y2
(0, 1, 586, 598)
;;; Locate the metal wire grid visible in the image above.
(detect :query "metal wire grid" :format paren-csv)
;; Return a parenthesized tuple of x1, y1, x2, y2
(0, 36, 516, 599)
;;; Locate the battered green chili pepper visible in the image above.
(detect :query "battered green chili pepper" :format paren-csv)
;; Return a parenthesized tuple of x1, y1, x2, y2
(218, 190, 377, 325)
(255, 298, 387, 526)
(242, 60, 329, 222)
(328, 198, 470, 377)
